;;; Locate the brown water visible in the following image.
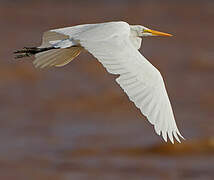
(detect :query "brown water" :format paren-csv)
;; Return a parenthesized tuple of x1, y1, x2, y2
(1, 1, 214, 179)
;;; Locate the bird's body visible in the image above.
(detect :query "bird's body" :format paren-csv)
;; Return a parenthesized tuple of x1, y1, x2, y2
(14, 21, 184, 143)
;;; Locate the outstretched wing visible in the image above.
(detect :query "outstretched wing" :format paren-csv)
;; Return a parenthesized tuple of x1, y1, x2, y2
(52, 21, 184, 143)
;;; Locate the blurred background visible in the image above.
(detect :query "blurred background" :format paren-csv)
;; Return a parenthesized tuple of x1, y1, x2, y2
(1, 0, 214, 179)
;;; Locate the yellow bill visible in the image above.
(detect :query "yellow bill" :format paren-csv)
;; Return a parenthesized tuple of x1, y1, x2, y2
(145, 29, 173, 37)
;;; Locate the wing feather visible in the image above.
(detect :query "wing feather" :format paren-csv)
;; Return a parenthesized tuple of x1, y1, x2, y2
(52, 21, 183, 143)
(34, 47, 82, 68)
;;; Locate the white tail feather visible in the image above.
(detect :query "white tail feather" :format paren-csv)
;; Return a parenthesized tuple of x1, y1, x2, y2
(40, 31, 69, 48)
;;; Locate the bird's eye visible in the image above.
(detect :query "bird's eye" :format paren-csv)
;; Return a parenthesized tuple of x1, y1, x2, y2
(142, 29, 147, 33)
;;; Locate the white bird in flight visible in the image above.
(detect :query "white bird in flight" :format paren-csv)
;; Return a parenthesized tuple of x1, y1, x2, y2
(14, 21, 184, 143)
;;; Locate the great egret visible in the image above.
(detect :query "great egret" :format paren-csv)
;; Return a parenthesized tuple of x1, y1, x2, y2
(14, 21, 184, 143)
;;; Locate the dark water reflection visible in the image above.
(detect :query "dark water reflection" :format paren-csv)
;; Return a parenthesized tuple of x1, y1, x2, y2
(1, 0, 214, 179)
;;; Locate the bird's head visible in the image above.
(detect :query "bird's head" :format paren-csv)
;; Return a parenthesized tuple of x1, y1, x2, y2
(130, 25, 173, 37)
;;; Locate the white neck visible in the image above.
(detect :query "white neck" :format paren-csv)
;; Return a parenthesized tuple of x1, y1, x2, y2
(129, 27, 142, 49)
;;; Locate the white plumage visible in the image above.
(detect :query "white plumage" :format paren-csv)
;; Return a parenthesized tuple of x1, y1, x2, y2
(17, 21, 184, 143)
